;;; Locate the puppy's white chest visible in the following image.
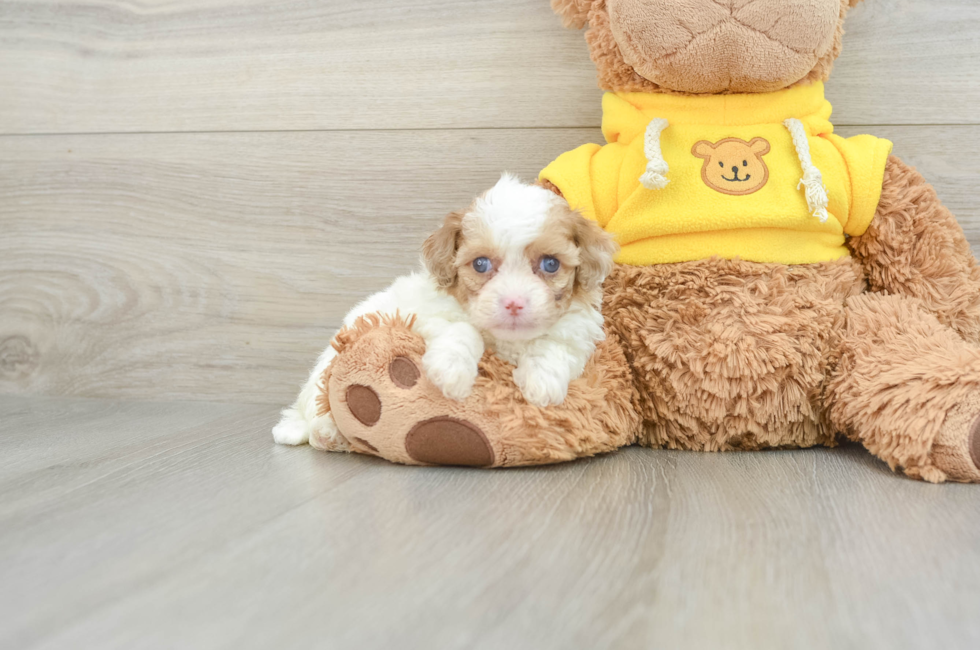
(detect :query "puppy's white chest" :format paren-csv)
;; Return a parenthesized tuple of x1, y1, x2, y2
(484, 335, 524, 367)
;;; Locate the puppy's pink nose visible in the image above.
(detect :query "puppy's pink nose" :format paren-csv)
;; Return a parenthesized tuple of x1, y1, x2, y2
(503, 299, 525, 316)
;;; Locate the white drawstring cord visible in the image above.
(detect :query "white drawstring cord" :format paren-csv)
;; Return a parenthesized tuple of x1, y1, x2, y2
(784, 118, 830, 223)
(640, 118, 670, 190)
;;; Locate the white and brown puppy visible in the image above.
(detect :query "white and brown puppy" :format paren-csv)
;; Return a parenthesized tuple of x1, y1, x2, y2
(273, 174, 617, 447)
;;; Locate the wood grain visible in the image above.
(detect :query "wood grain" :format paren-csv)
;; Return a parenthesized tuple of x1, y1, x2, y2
(3, 3, 979, 648)
(1, 0, 979, 134)
(1, 394, 978, 650)
(2, 125, 978, 404)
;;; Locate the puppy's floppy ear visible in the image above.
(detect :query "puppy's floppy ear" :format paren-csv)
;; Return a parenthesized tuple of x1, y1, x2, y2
(551, 0, 595, 30)
(422, 210, 465, 289)
(536, 178, 564, 199)
(572, 212, 618, 295)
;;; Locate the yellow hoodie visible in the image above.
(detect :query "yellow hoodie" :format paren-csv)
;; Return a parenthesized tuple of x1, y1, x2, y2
(539, 82, 893, 266)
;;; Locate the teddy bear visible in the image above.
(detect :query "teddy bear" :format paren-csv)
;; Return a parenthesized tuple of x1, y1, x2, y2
(310, 0, 980, 483)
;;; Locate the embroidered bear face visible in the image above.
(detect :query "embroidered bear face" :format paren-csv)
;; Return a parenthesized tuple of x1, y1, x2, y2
(692, 138, 771, 196)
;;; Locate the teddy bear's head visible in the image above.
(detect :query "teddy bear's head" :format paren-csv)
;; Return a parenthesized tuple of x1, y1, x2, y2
(552, 0, 865, 94)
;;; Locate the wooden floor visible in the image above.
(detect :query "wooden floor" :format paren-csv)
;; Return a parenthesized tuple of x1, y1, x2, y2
(1, 394, 978, 650)
(3, 1, 980, 647)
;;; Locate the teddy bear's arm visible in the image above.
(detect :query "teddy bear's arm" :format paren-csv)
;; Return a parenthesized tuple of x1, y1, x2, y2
(848, 155, 980, 344)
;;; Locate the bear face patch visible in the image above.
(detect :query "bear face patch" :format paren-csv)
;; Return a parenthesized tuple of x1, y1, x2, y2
(692, 138, 771, 196)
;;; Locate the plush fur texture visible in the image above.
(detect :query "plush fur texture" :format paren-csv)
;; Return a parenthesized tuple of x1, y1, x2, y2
(932, 392, 980, 483)
(317, 230, 980, 479)
(299, 0, 980, 483)
(849, 156, 980, 345)
(603, 256, 863, 452)
(274, 175, 617, 446)
(555, 0, 856, 94)
(605, 0, 842, 94)
(827, 293, 980, 483)
(319, 313, 641, 467)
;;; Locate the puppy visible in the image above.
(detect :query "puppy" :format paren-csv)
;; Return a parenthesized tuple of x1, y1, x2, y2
(272, 174, 618, 447)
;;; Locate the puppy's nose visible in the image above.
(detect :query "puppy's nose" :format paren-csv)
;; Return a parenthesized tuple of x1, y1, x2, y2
(503, 299, 525, 316)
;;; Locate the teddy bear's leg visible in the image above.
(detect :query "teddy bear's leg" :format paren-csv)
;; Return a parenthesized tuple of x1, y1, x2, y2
(601, 259, 863, 452)
(827, 293, 980, 483)
(849, 155, 980, 344)
(315, 314, 641, 467)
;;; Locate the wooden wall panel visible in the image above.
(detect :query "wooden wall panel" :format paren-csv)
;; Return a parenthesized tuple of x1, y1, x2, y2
(0, 0, 978, 134)
(2, 125, 978, 404)
(0, 128, 592, 403)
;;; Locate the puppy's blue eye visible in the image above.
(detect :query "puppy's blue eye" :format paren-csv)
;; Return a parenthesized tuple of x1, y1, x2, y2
(472, 257, 492, 274)
(539, 256, 560, 274)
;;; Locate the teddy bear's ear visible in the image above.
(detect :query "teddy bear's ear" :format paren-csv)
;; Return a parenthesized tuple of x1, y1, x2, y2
(749, 138, 771, 156)
(551, 0, 595, 30)
(692, 141, 715, 160)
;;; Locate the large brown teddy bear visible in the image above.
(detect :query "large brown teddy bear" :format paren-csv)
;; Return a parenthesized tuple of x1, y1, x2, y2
(313, 0, 980, 483)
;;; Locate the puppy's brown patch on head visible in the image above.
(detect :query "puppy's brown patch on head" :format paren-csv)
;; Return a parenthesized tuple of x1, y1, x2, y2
(545, 201, 617, 299)
(451, 215, 500, 307)
(422, 209, 467, 289)
(525, 212, 581, 311)
(526, 200, 617, 307)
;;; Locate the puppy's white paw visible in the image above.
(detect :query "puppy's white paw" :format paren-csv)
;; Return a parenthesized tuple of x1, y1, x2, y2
(422, 347, 479, 401)
(310, 413, 350, 452)
(513, 361, 569, 407)
(272, 408, 310, 446)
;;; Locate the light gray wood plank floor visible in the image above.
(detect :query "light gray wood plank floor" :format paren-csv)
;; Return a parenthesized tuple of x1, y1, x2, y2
(2, 394, 978, 650)
(3, 2, 980, 648)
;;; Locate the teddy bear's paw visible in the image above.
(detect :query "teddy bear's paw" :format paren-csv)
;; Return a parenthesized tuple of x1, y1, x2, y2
(320, 314, 641, 468)
(326, 331, 497, 467)
(930, 395, 980, 483)
(341, 355, 494, 466)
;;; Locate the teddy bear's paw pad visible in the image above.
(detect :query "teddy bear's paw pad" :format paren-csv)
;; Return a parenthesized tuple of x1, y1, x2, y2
(932, 397, 980, 483)
(389, 356, 420, 389)
(350, 436, 379, 454)
(346, 385, 382, 426)
(970, 413, 980, 472)
(405, 417, 495, 467)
